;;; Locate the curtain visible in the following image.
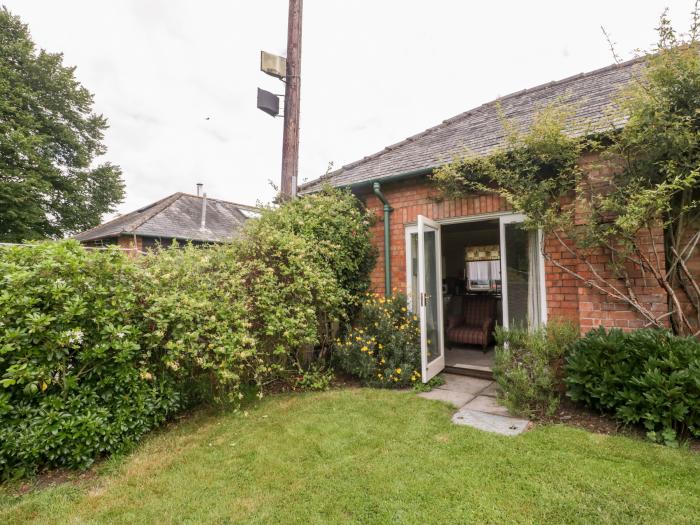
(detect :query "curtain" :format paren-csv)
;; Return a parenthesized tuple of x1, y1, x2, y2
(527, 230, 542, 328)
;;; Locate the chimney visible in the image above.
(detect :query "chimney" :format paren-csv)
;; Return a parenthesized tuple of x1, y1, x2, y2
(196, 183, 203, 197)
(200, 193, 208, 231)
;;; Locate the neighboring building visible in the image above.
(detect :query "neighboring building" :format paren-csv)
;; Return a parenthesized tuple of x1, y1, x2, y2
(299, 57, 693, 380)
(75, 192, 260, 251)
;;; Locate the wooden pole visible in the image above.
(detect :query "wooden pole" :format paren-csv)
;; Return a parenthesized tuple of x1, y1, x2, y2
(281, 0, 302, 199)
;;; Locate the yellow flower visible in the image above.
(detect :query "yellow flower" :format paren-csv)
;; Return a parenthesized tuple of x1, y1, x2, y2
(395, 368, 402, 374)
(361, 346, 369, 352)
(380, 358, 385, 364)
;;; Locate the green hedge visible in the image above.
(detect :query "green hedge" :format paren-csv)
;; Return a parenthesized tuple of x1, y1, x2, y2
(0, 188, 375, 478)
(565, 328, 700, 445)
(0, 242, 181, 477)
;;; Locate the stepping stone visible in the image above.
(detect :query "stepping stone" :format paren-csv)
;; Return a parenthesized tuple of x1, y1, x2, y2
(417, 389, 474, 408)
(452, 409, 529, 436)
(463, 395, 511, 417)
(437, 374, 493, 395)
(479, 382, 501, 398)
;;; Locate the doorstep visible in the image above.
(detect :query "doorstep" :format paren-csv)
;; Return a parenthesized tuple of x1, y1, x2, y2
(443, 364, 494, 381)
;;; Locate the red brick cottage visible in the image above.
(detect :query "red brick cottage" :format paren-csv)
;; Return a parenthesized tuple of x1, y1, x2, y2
(299, 57, 692, 381)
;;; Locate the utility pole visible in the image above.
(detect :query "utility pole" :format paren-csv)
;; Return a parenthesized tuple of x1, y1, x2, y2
(281, 0, 302, 200)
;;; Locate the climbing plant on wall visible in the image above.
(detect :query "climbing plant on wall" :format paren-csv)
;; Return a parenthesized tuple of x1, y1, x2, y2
(433, 7, 700, 335)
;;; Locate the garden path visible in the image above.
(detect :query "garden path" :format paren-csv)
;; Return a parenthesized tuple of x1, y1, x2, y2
(417, 373, 530, 436)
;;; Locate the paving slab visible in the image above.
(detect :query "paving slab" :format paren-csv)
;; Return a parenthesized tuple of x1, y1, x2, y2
(417, 389, 474, 408)
(437, 374, 493, 395)
(463, 395, 511, 417)
(480, 382, 501, 398)
(452, 409, 529, 436)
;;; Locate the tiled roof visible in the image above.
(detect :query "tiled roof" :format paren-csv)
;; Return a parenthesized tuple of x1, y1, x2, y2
(74, 193, 261, 243)
(299, 57, 645, 193)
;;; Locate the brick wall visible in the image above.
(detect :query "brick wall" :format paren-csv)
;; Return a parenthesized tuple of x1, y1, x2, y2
(357, 166, 670, 333)
(117, 234, 143, 255)
(359, 178, 511, 298)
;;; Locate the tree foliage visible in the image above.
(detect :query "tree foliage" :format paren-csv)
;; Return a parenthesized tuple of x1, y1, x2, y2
(0, 7, 124, 241)
(433, 7, 700, 335)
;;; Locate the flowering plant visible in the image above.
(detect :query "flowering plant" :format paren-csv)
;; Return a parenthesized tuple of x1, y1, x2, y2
(334, 292, 421, 387)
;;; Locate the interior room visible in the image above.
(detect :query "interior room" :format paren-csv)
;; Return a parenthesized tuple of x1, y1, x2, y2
(441, 219, 502, 374)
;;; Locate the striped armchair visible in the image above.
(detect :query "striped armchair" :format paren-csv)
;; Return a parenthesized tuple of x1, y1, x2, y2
(446, 295, 497, 351)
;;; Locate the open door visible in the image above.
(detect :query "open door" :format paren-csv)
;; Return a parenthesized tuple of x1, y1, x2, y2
(499, 214, 546, 330)
(417, 215, 445, 382)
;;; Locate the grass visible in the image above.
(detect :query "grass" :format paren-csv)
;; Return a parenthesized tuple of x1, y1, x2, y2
(1, 388, 699, 524)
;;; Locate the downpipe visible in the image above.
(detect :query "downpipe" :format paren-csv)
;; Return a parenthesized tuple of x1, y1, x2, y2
(372, 182, 393, 297)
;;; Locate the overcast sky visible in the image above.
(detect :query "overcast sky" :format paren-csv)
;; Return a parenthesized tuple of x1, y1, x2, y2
(4, 1, 696, 215)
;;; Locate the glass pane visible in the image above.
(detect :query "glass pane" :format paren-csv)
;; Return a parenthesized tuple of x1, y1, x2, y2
(410, 233, 419, 313)
(423, 230, 441, 362)
(504, 223, 531, 328)
(467, 260, 501, 291)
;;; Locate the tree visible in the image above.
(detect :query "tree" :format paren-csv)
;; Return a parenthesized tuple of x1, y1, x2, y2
(0, 7, 124, 241)
(433, 6, 700, 336)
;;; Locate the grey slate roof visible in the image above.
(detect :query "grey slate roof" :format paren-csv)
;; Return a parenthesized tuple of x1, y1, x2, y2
(299, 57, 645, 194)
(75, 193, 261, 243)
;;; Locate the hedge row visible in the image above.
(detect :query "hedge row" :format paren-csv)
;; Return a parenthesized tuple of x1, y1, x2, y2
(565, 327, 700, 445)
(0, 188, 375, 478)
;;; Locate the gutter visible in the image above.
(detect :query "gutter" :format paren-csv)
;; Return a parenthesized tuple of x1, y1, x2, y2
(372, 182, 393, 297)
(347, 166, 436, 192)
(298, 166, 436, 195)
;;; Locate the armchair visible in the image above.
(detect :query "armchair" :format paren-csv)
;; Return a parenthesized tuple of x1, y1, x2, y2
(446, 295, 497, 351)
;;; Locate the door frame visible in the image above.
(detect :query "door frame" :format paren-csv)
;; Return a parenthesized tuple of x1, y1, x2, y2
(499, 213, 548, 329)
(404, 210, 548, 371)
(408, 215, 445, 383)
(405, 211, 529, 308)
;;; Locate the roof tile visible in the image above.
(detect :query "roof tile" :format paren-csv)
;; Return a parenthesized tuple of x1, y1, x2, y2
(299, 57, 644, 193)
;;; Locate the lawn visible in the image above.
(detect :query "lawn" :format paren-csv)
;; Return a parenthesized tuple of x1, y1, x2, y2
(1, 388, 699, 524)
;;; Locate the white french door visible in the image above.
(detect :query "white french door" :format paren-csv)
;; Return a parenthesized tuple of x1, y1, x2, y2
(499, 214, 547, 330)
(416, 216, 445, 382)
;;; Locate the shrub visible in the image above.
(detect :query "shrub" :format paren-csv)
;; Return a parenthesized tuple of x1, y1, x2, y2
(565, 328, 700, 445)
(0, 189, 377, 477)
(136, 243, 257, 406)
(253, 186, 376, 308)
(0, 241, 180, 477)
(237, 212, 346, 360)
(334, 293, 421, 387)
(293, 364, 334, 391)
(493, 320, 579, 418)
